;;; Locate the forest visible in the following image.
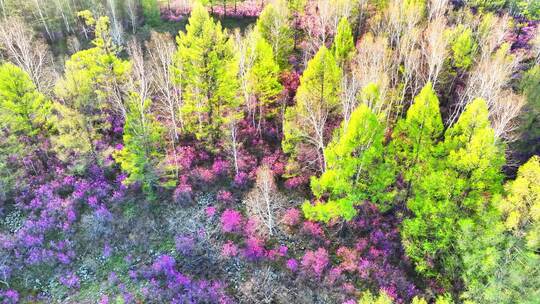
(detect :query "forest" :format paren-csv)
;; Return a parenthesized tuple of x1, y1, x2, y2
(0, 0, 539, 303)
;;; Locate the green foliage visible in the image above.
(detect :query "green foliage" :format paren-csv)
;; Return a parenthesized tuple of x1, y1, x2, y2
(49, 102, 99, 171)
(174, 2, 240, 145)
(113, 94, 171, 198)
(282, 46, 341, 173)
(357, 290, 394, 304)
(467, 0, 540, 20)
(448, 25, 477, 70)
(142, 0, 161, 27)
(303, 104, 394, 222)
(54, 11, 130, 170)
(256, 0, 294, 69)
(0, 62, 51, 197)
(459, 156, 540, 303)
(499, 155, 540, 251)
(248, 31, 283, 117)
(389, 83, 444, 184)
(466, 0, 506, 11)
(401, 98, 505, 282)
(331, 17, 355, 69)
(0, 63, 51, 138)
(517, 65, 540, 157)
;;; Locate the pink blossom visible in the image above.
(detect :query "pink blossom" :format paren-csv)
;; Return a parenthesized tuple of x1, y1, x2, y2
(220, 209, 243, 233)
(286, 258, 298, 271)
(301, 248, 329, 278)
(205, 206, 216, 217)
(282, 208, 301, 226)
(216, 190, 234, 204)
(243, 237, 266, 260)
(221, 241, 238, 258)
(301, 221, 324, 238)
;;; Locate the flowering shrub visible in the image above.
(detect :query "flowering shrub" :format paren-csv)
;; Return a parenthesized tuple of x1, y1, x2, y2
(135, 255, 233, 303)
(175, 235, 195, 255)
(0, 289, 19, 304)
(221, 241, 238, 258)
(216, 190, 234, 204)
(59, 272, 80, 289)
(282, 208, 301, 227)
(286, 258, 298, 272)
(220, 209, 243, 233)
(243, 237, 266, 261)
(301, 221, 325, 239)
(301, 248, 329, 278)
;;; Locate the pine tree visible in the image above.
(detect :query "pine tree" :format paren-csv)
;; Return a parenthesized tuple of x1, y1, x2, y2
(331, 17, 355, 69)
(113, 93, 171, 198)
(256, 0, 294, 69)
(303, 104, 395, 222)
(174, 2, 240, 145)
(282, 46, 341, 173)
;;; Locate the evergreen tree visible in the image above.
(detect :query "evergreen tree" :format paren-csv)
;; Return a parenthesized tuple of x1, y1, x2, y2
(174, 2, 240, 145)
(0, 62, 51, 197)
(282, 46, 341, 173)
(113, 93, 171, 198)
(0, 63, 51, 139)
(248, 31, 283, 122)
(331, 17, 355, 69)
(389, 83, 444, 199)
(460, 156, 540, 303)
(449, 25, 477, 71)
(256, 0, 294, 69)
(55, 11, 130, 162)
(401, 98, 505, 283)
(142, 0, 161, 27)
(303, 104, 395, 222)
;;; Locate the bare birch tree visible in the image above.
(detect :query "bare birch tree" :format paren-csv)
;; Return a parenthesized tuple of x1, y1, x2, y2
(146, 32, 182, 178)
(245, 166, 287, 236)
(422, 16, 449, 88)
(0, 16, 56, 93)
(491, 90, 525, 142)
(453, 43, 521, 123)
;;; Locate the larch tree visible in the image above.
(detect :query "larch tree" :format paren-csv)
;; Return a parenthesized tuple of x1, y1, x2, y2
(173, 2, 240, 146)
(303, 104, 395, 222)
(331, 17, 355, 70)
(55, 11, 130, 118)
(389, 82, 444, 200)
(256, 0, 294, 69)
(247, 30, 283, 131)
(113, 93, 171, 198)
(460, 155, 540, 303)
(0, 63, 52, 197)
(401, 98, 505, 283)
(282, 46, 342, 174)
